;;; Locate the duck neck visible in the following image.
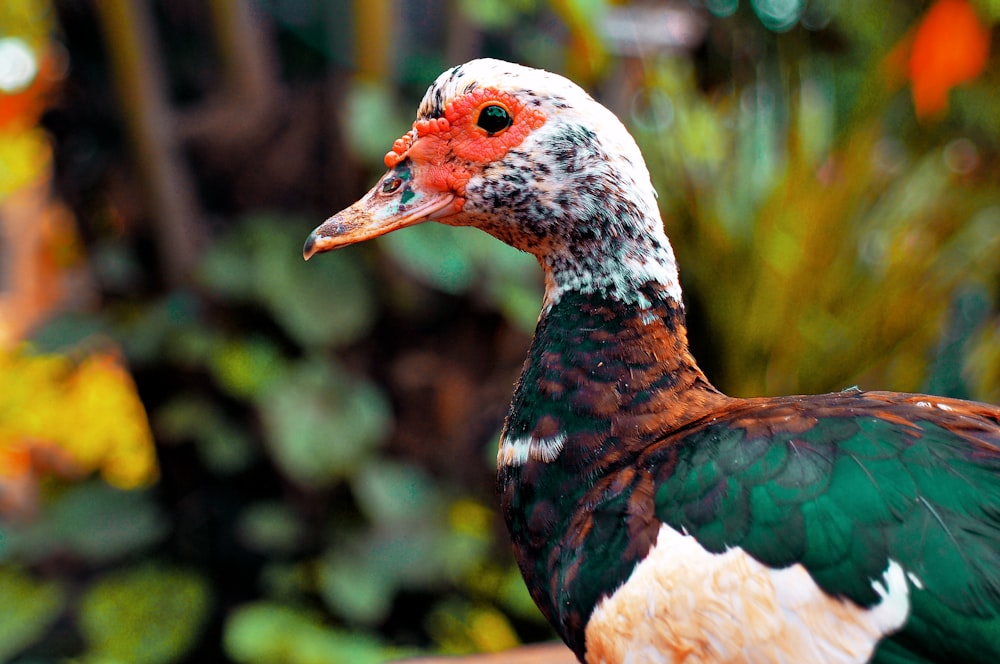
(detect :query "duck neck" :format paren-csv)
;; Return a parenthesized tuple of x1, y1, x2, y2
(539, 236, 684, 311)
(498, 270, 725, 474)
(495, 272, 727, 651)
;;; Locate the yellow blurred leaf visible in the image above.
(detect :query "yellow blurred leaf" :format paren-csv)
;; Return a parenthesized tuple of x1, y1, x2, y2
(427, 601, 521, 655)
(0, 346, 158, 516)
(0, 128, 49, 200)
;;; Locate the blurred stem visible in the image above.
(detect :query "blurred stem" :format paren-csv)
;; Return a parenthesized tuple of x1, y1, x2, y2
(175, 1, 279, 144)
(209, 0, 274, 101)
(93, 0, 202, 286)
(353, 0, 392, 80)
(547, 0, 608, 84)
(447, 0, 481, 65)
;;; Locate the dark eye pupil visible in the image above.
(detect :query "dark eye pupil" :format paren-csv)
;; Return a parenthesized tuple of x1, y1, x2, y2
(477, 105, 512, 135)
(382, 177, 403, 193)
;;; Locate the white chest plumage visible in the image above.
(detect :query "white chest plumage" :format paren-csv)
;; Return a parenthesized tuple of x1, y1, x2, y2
(584, 524, 912, 664)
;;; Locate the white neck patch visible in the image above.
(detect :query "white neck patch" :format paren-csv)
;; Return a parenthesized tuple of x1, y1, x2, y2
(497, 433, 567, 467)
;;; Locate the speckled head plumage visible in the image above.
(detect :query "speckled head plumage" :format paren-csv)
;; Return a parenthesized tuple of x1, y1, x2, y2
(305, 58, 681, 307)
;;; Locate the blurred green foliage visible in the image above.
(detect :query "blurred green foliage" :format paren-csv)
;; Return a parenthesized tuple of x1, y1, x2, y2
(224, 602, 391, 664)
(79, 564, 210, 664)
(381, 225, 541, 333)
(23, 207, 539, 660)
(1, 0, 998, 662)
(200, 215, 379, 350)
(0, 567, 64, 662)
(633, 48, 1000, 397)
(0, 482, 167, 563)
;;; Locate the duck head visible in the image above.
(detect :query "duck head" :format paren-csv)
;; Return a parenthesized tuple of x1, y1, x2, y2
(305, 58, 681, 307)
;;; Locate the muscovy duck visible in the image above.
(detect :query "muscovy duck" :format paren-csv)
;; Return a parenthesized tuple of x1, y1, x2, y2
(304, 59, 1000, 663)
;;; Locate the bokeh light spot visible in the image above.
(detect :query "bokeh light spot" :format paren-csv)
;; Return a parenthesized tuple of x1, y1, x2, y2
(630, 87, 675, 133)
(751, 0, 803, 32)
(0, 37, 38, 93)
(705, 0, 739, 18)
(943, 138, 979, 175)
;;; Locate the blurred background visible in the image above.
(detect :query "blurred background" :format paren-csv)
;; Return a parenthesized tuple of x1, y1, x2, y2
(0, 0, 998, 662)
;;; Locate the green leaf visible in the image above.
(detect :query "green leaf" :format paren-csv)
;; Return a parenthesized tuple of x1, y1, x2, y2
(0, 566, 65, 661)
(236, 502, 306, 555)
(318, 551, 396, 625)
(255, 232, 376, 349)
(258, 360, 391, 488)
(380, 222, 541, 329)
(979, 0, 1000, 21)
(120, 292, 205, 364)
(498, 564, 545, 621)
(164, 323, 220, 369)
(224, 602, 390, 664)
(156, 396, 258, 475)
(29, 312, 109, 353)
(924, 285, 993, 399)
(351, 460, 442, 526)
(0, 481, 167, 564)
(79, 564, 211, 664)
(344, 81, 410, 167)
(209, 335, 286, 399)
(199, 215, 377, 349)
(459, 0, 537, 29)
(318, 501, 492, 625)
(486, 279, 543, 335)
(381, 224, 477, 294)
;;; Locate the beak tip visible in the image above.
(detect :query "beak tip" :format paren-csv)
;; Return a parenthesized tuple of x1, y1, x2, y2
(303, 232, 318, 261)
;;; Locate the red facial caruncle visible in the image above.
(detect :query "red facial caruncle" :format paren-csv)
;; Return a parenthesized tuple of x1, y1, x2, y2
(384, 87, 547, 214)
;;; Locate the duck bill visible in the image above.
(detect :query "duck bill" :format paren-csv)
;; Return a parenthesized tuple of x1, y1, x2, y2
(304, 160, 455, 260)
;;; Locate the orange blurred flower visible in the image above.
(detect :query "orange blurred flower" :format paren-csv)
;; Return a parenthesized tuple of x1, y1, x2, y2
(907, 0, 991, 118)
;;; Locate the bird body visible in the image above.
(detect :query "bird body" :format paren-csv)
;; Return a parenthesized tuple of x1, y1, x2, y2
(305, 59, 1000, 663)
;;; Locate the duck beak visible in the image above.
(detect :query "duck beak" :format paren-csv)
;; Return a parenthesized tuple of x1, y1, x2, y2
(304, 159, 456, 260)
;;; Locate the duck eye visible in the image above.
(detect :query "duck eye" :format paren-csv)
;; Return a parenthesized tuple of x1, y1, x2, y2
(476, 104, 513, 135)
(382, 177, 403, 194)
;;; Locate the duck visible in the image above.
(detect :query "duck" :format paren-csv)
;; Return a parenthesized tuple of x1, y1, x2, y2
(303, 59, 1000, 663)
